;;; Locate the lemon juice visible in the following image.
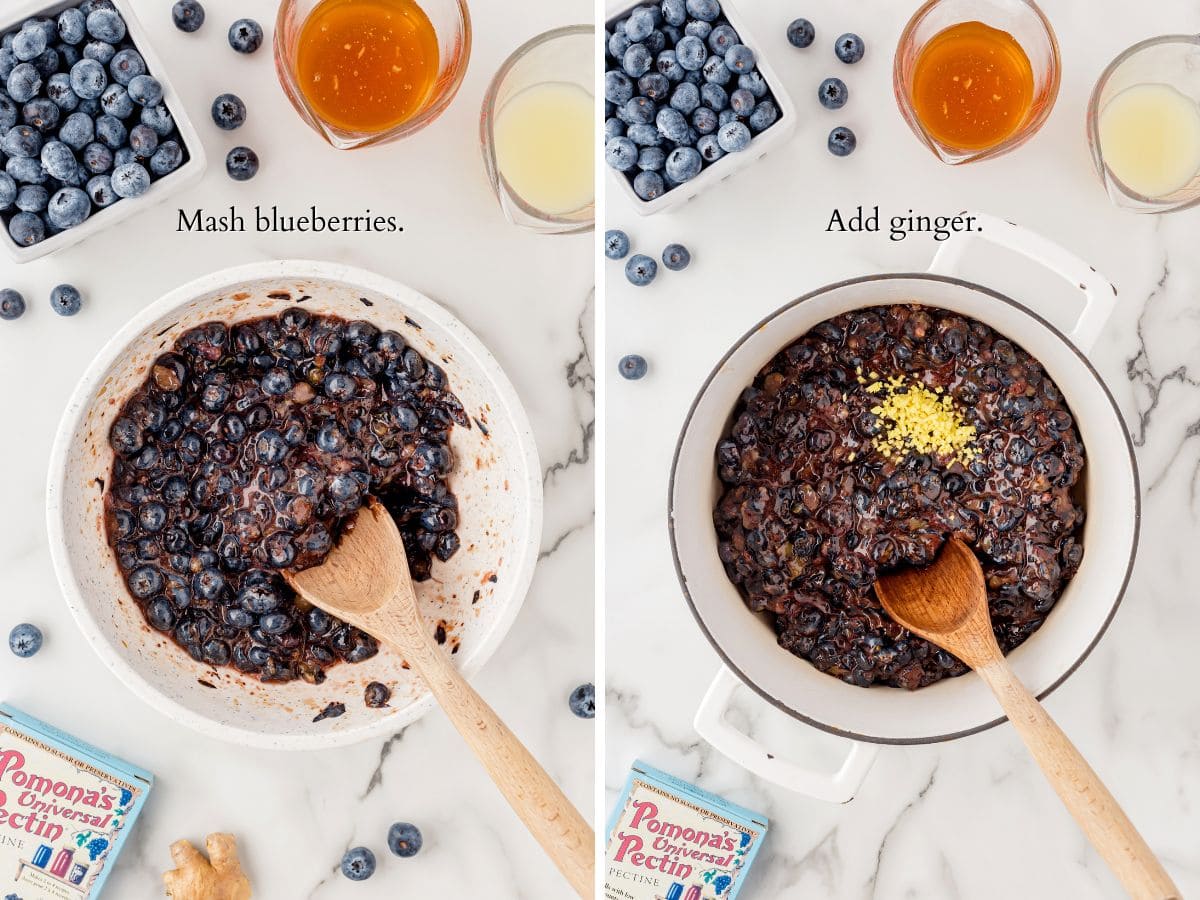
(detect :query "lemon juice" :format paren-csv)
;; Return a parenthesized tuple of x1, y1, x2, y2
(1099, 82, 1200, 199)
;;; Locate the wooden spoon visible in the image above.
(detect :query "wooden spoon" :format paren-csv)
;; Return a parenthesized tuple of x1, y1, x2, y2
(875, 537, 1178, 900)
(286, 499, 594, 897)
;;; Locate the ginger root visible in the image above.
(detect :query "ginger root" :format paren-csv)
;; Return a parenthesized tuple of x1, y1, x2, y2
(163, 833, 252, 900)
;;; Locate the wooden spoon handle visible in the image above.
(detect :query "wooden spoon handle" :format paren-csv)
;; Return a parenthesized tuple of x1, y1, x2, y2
(378, 617, 595, 897)
(976, 659, 1179, 899)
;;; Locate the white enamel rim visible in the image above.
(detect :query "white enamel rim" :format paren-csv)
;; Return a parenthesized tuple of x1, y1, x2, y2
(669, 272, 1139, 747)
(45, 260, 543, 750)
(0, 0, 207, 264)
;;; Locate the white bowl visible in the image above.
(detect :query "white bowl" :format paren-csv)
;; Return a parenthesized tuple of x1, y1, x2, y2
(605, 0, 797, 216)
(672, 216, 1138, 799)
(1, 0, 207, 264)
(46, 260, 542, 750)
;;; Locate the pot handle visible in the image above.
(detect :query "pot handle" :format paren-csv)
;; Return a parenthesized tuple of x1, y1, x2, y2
(693, 666, 879, 803)
(928, 212, 1116, 353)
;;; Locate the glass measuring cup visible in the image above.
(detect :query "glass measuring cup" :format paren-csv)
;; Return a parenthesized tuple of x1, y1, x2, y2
(274, 0, 471, 150)
(480, 26, 595, 234)
(1087, 35, 1200, 214)
(894, 0, 1060, 164)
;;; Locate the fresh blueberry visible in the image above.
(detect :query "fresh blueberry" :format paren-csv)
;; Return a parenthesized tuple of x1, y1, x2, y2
(669, 81, 700, 115)
(83, 41, 115, 65)
(70, 58, 106, 99)
(47, 187, 90, 228)
(624, 254, 657, 287)
(662, 0, 687, 25)
(225, 146, 258, 181)
(708, 23, 739, 55)
(662, 243, 691, 271)
(604, 70, 633, 105)
(77, 97, 100, 117)
(608, 30, 631, 62)
(729, 87, 755, 116)
(7, 156, 46, 185)
(787, 18, 815, 49)
(604, 117, 624, 141)
(0, 173, 15, 210)
(86, 174, 115, 206)
(86, 9, 126, 43)
(637, 145, 665, 171)
(604, 229, 630, 260)
(127, 74, 162, 106)
(228, 18, 264, 54)
(633, 169, 664, 201)
(656, 107, 689, 143)
(40, 141, 76, 180)
(172, 0, 206, 33)
(129, 123, 158, 158)
(638, 72, 669, 101)
(8, 212, 44, 246)
(625, 9, 655, 42)
(59, 112, 94, 149)
(684, 20, 713, 40)
(686, 0, 721, 22)
(109, 48, 145, 86)
(626, 123, 660, 147)
(387, 823, 422, 858)
(716, 119, 751, 152)
(58, 9, 87, 45)
(12, 27, 47, 63)
(111, 162, 150, 198)
(150, 141, 183, 176)
(99, 82, 132, 118)
(697, 132, 724, 162)
(8, 624, 42, 657)
(0, 96, 18, 129)
(738, 70, 768, 98)
(8, 63, 43, 103)
(621, 95, 654, 125)
(340, 847, 376, 882)
(605, 135, 638, 171)
(828, 125, 857, 156)
(622, 43, 652, 78)
(700, 82, 728, 111)
(818, 77, 848, 110)
(94, 114, 126, 149)
(0, 49, 14, 82)
(0, 289, 26, 320)
(675, 35, 707, 71)
(569, 682, 596, 717)
(724, 44, 755, 73)
(702, 55, 731, 85)
(692, 106, 718, 135)
(140, 104, 174, 136)
(656, 49, 684, 81)
(22, 98, 59, 133)
(835, 32, 865, 63)
(58, 44, 82, 68)
(82, 142, 112, 173)
(748, 100, 779, 133)
(664, 146, 702, 182)
(113, 146, 135, 167)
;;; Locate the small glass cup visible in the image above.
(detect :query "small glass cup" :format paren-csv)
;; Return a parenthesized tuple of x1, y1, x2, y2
(274, 0, 471, 150)
(480, 25, 595, 235)
(894, 0, 1060, 165)
(1087, 35, 1200, 214)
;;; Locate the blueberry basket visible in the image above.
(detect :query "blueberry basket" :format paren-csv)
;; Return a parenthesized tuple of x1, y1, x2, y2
(0, 0, 205, 264)
(605, 0, 796, 216)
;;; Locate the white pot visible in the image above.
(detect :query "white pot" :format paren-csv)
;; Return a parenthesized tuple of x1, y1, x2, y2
(669, 215, 1138, 801)
(46, 261, 542, 750)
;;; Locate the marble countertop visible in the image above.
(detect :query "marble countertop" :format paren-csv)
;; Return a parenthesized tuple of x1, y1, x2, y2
(0, 0, 594, 897)
(605, 0, 1200, 897)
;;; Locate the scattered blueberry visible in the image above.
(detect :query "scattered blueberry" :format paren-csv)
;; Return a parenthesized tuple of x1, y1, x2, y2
(8, 623, 42, 657)
(605, 229, 630, 260)
(568, 682, 596, 717)
(662, 243, 691, 271)
(50, 283, 82, 315)
(788, 18, 816, 49)
(625, 254, 657, 287)
(228, 19, 264, 55)
(340, 847, 376, 881)
(387, 823, 423, 858)
(818, 76, 848, 110)
(0, 289, 26, 320)
(172, 0, 206, 33)
(828, 125, 857, 156)
(835, 33, 865, 64)
(225, 146, 259, 181)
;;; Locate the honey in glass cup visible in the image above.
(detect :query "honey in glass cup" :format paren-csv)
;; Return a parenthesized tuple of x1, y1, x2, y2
(275, 0, 470, 149)
(894, 0, 1060, 164)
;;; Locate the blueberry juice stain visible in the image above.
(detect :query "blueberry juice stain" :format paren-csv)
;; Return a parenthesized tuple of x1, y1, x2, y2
(104, 309, 467, 685)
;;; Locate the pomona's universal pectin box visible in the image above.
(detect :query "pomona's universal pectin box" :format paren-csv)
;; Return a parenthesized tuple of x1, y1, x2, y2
(606, 761, 768, 900)
(0, 704, 152, 899)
